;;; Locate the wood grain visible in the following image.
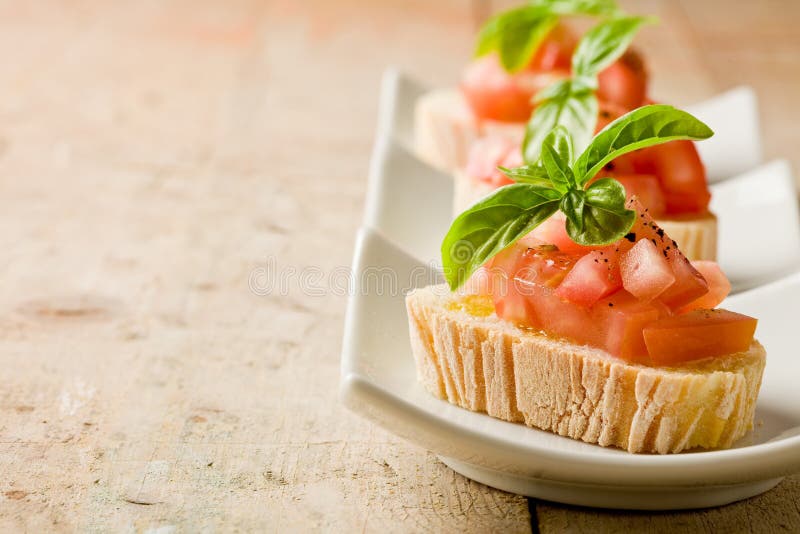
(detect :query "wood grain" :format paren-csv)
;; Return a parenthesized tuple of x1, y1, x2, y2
(0, 0, 797, 532)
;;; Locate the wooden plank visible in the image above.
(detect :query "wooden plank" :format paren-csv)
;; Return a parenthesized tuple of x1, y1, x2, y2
(535, 475, 800, 534)
(0, 0, 532, 531)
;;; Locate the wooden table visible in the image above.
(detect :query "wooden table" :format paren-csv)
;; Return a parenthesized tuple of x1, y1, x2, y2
(1, 1, 798, 531)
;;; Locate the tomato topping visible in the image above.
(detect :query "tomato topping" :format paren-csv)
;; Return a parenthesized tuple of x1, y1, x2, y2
(596, 50, 648, 110)
(529, 24, 576, 71)
(461, 25, 575, 123)
(591, 174, 667, 217)
(492, 242, 670, 360)
(461, 54, 568, 123)
(486, 201, 746, 365)
(619, 238, 675, 301)
(524, 212, 594, 255)
(643, 310, 757, 365)
(595, 104, 711, 216)
(596, 290, 666, 362)
(623, 200, 710, 310)
(638, 141, 711, 214)
(464, 136, 519, 187)
(679, 261, 732, 312)
(555, 248, 622, 307)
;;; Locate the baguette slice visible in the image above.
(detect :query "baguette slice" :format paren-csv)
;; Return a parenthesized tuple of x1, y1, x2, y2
(407, 285, 765, 454)
(414, 88, 524, 172)
(452, 169, 718, 261)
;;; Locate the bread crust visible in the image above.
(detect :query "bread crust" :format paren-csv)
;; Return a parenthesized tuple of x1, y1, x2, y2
(406, 285, 766, 454)
(414, 89, 524, 172)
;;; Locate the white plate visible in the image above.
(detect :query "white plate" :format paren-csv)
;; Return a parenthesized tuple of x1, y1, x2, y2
(340, 227, 800, 510)
(344, 69, 800, 509)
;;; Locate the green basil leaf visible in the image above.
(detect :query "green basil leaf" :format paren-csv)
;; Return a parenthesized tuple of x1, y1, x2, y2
(441, 184, 561, 290)
(541, 125, 576, 192)
(572, 16, 653, 78)
(539, 0, 621, 16)
(560, 188, 586, 234)
(522, 79, 598, 163)
(498, 164, 552, 187)
(498, 11, 558, 73)
(573, 104, 714, 186)
(566, 178, 635, 245)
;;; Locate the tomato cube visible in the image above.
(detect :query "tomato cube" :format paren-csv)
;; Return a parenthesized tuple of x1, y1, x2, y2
(643, 309, 757, 365)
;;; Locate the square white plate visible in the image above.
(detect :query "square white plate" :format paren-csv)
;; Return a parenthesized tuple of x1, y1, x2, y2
(342, 69, 800, 510)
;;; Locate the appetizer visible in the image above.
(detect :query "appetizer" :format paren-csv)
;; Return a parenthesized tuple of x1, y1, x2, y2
(406, 107, 765, 454)
(454, 14, 718, 260)
(415, 1, 641, 172)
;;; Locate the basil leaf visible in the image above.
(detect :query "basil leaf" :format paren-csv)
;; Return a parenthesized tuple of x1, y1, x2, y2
(498, 10, 558, 73)
(560, 189, 586, 234)
(566, 178, 635, 245)
(474, 0, 620, 73)
(522, 79, 598, 163)
(540, 0, 621, 16)
(573, 104, 714, 186)
(441, 184, 561, 290)
(541, 125, 576, 192)
(572, 16, 652, 78)
(499, 164, 552, 187)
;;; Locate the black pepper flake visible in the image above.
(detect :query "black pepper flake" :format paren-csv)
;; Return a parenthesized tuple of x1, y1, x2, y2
(672, 240, 678, 247)
(663, 250, 668, 258)
(624, 232, 636, 242)
(656, 228, 665, 238)
(604, 258, 609, 263)
(608, 302, 614, 307)
(604, 162, 615, 171)
(651, 238, 657, 246)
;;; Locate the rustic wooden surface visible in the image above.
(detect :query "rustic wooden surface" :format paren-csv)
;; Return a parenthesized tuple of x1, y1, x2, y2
(0, 1, 797, 532)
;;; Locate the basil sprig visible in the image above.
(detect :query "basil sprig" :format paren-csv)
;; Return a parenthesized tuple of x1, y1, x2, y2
(522, 15, 653, 163)
(442, 105, 713, 291)
(475, 0, 621, 73)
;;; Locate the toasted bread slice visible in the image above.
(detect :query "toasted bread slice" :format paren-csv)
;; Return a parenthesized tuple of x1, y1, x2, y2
(406, 285, 765, 454)
(414, 88, 524, 172)
(452, 170, 718, 261)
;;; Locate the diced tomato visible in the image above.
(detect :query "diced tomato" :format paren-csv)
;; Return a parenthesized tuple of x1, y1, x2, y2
(643, 310, 757, 365)
(461, 55, 569, 123)
(658, 253, 709, 309)
(680, 261, 732, 312)
(461, 54, 535, 122)
(596, 49, 647, 111)
(592, 101, 710, 217)
(492, 243, 576, 324)
(619, 238, 675, 301)
(623, 199, 709, 310)
(596, 291, 666, 362)
(464, 136, 517, 187)
(487, 201, 746, 365)
(555, 248, 622, 307)
(614, 175, 666, 217)
(590, 173, 667, 217)
(595, 100, 632, 133)
(525, 212, 594, 255)
(529, 24, 576, 71)
(492, 242, 668, 360)
(636, 141, 711, 214)
(460, 266, 493, 296)
(461, 25, 575, 123)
